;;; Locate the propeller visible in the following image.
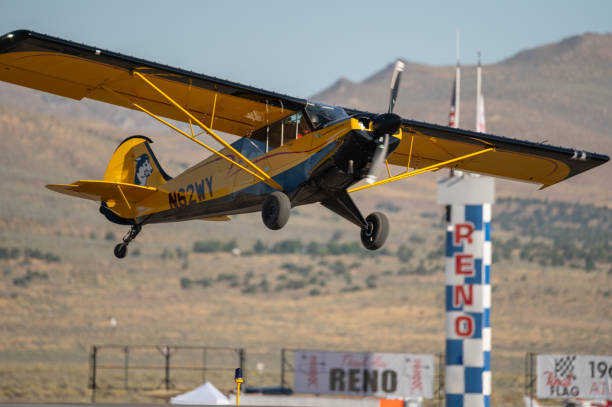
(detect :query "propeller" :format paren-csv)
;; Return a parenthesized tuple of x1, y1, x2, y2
(364, 60, 404, 184)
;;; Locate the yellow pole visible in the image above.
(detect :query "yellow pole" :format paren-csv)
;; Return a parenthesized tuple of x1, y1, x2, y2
(234, 368, 244, 406)
(236, 379, 243, 406)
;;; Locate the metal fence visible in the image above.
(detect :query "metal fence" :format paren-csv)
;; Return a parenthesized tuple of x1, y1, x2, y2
(524, 352, 537, 403)
(88, 344, 245, 401)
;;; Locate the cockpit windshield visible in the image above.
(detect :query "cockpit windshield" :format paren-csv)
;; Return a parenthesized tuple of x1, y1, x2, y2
(305, 102, 349, 130)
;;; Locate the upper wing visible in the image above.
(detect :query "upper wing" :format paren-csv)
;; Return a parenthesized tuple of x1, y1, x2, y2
(0, 30, 306, 137)
(386, 119, 609, 188)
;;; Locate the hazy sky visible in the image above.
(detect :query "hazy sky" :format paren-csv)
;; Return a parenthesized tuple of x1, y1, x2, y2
(2, 0, 611, 98)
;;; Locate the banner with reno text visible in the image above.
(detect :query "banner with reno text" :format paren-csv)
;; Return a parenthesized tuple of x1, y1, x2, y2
(293, 350, 434, 398)
(537, 354, 612, 399)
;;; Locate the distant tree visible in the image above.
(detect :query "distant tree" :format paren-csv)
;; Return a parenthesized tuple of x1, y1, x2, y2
(180, 278, 192, 289)
(223, 239, 238, 252)
(253, 239, 267, 254)
(585, 257, 596, 272)
(193, 240, 222, 253)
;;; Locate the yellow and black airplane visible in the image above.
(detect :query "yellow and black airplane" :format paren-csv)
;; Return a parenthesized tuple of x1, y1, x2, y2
(0, 30, 608, 258)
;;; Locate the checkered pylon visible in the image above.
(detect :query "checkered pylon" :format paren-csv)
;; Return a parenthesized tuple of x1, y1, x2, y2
(445, 204, 492, 407)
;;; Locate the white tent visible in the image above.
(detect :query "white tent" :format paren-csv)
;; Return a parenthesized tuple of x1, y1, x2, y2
(171, 381, 229, 405)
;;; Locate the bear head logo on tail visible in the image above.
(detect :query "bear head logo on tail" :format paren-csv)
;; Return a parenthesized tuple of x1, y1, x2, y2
(134, 154, 154, 185)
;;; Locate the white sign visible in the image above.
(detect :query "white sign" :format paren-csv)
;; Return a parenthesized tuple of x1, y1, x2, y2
(537, 355, 612, 400)
(294, 350, 434, 399)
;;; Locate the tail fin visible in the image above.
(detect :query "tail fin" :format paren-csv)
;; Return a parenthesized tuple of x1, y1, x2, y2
(104, 136, 171, 187)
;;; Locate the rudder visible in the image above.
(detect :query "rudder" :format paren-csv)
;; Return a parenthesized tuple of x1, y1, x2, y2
(104, 135, 171, 187)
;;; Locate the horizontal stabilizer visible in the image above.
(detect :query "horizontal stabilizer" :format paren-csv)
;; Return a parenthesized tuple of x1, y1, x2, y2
(47, 180, 166, 219)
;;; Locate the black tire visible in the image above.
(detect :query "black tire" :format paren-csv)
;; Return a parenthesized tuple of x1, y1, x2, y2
(114, 243, 128, 259)
(262, 191, 291, 230)
(360, 212, 389, 250)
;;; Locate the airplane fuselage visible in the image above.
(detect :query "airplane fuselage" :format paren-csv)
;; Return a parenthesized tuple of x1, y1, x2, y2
(136, 117, 398, 226)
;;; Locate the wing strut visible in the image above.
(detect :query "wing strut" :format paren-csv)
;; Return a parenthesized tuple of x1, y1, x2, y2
(133, 72, 282, 190)
(103, 72, 282, 191)
(348, 148, 495, 193)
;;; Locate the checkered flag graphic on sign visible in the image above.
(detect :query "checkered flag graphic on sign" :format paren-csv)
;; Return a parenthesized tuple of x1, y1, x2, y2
(554, 355, 576, 378)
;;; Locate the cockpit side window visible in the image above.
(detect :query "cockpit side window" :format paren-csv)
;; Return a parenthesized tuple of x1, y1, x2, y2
(249, 111, 312, 152)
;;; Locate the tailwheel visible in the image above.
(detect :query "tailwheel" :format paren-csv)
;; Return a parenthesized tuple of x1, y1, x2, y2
(113, 224, 142, 259)
(261, 191, 291, 230)
(114, 243, 128, 259)
(360, 212, 389, 250)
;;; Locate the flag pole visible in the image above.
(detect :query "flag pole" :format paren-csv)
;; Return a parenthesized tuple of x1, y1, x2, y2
(455, 29, 461, 129)
(476, 51, 482, 132)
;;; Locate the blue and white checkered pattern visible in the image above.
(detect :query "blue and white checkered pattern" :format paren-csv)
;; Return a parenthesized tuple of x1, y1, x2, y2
(445, 204, 491, 407)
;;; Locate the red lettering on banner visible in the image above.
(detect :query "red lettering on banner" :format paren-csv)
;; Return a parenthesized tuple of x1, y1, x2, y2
(453, 285, 473, 307)
(455, 254, 474, 276)
(454, 223, 474, 245)
(588, 381, 612, 396)
(455, 315, 474, 337)
(543, 371, 574, 387)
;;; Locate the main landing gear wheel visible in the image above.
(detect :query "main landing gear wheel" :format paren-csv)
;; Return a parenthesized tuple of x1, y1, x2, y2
(113, 224, 142, 259)
(262, 191, 291, 230)
(360, 212, 389, 251)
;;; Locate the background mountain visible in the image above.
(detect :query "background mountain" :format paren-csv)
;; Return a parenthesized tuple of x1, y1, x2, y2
(0, 33, 610, 406)
(313, 32, 612, 203)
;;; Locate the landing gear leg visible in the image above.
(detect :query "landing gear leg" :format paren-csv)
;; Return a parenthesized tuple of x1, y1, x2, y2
(114, 224, 142, 259)
(321, 191, 390, 251)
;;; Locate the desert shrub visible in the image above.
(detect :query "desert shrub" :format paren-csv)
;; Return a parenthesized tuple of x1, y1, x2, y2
(330, 260, 347, 275)
(12, 270, 48, 288)
(340, 285, 361, 293)
(180, 278, 193, 289)
(284, 280, 306, 290)
(180, 277, 211, 289)
(409, 234, 425, 244)
(259, 279, 269, 292)
(397, 245, 413, 263)
(397, 267, 411, 276)
(281, 262, 312, 276)
(176, 247, 189, 259)
(365, 274, 377, 289)
(309, 288, 321, 296)
(217, 273, 239, 283)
